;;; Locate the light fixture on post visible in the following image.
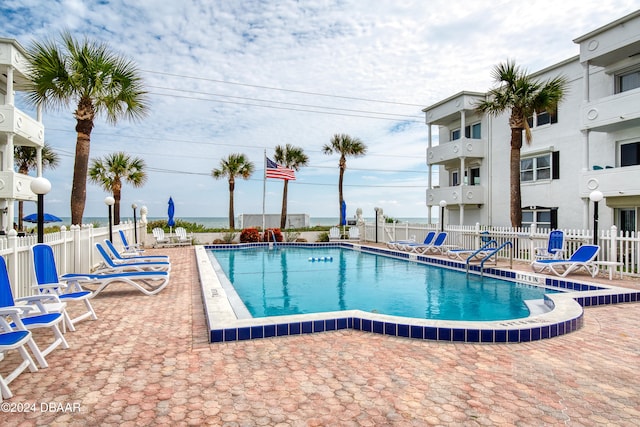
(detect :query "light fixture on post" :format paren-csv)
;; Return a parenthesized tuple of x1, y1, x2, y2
(30, 177, 51, 244)
(589, 190, 604, 246)
(104, 196, 115, 242)
(132, 203, 138, 244)
(439, 200, 447, 232)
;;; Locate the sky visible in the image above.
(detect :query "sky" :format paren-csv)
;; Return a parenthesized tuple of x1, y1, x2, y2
(2, 0, 639, 222)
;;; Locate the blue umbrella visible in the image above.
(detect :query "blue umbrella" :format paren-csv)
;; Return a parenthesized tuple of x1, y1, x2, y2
(167, 197, 175, 232)
(23, 213, 62, 223)
(340, 200, 347, 227)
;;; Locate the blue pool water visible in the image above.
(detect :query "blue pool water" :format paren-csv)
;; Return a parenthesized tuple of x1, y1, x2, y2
(209, 246, 553, 321)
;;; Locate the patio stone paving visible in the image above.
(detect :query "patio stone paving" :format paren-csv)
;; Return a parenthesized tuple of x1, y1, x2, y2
(2, 246, 639, 426)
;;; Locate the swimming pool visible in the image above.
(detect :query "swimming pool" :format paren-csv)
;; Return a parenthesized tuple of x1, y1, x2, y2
(196, 243, 637, 343)
(209, 246, 552, 321)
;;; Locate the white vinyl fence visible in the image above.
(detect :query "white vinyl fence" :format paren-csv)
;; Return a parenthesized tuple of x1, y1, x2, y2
(0, 221, 141, 299)
(364, 221, 640, 278)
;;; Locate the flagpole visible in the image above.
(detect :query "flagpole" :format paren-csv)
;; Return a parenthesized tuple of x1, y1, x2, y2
(262, 149, 266, 232)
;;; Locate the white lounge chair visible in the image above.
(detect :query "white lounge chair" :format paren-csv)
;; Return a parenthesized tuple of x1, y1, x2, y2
(386, 235, 416, 250)
(397, 232, 436, 251)
(0, 256, 67, 368)
(329, 227, 341, 241)
(0, 316, 40, 401)
(152, 228, 169, 247)
(118, 230, 144, 255)
(32, 244, 98, 330)
(406, 232, 450, 254)
(94, 243, 171, 273)
(174, 227, 192, 246)
(531, 245, 600, 277)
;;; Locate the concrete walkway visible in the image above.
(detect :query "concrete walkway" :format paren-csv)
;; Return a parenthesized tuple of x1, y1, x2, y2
(3, 246, 640, 426)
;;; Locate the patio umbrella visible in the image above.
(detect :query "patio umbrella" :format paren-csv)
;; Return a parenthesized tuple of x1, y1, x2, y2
(167, 197, 175, 233)
(340, 200, 347, 235)
(22, 213, 63, 223)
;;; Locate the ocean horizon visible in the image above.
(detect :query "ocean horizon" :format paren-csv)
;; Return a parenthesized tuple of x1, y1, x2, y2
(37, 216, 432, 229)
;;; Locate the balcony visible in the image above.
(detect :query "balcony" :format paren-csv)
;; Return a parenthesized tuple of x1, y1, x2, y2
(427, 138, 485, 165)
(580, 165, 640, 200)
(580, 88, 640, 132)
(426, 185, 485, 206)
(0, 105, 45, 147)
(0, 172, 38, 201)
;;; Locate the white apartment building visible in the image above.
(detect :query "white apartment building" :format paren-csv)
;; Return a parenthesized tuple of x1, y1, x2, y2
(423, 10, 640, 233)
(0, 38, 45, 232)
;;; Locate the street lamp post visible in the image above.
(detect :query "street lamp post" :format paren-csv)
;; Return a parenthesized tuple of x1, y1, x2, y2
(104, 196, 115, 242)
(132, 203, 138, 244)
(374, 207, 380, 243)
(589, 190, 604, 246)
(439, 200, 447, 233)
(30, 177, 51, 244)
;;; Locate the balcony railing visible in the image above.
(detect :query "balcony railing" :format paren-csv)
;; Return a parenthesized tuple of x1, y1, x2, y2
(580, 88, 640, 132)
(426, 185, 485, 206)
(580, 165, 640, 198)
(0, 105, 45, 147)
(427, 138, 486, 165)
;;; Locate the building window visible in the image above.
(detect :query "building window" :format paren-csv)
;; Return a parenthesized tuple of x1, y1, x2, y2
(451, 170, 459, 186)
(522, 207, 557, 229)
(618, 208, 637, 234)
(451, 122, 481, 140)
(469, 167, 480, 186)
(526, 108, 558, 128)
(616, 69, 640, 93)
(620, 141, 640, 167)
(521, 152, 559, 182)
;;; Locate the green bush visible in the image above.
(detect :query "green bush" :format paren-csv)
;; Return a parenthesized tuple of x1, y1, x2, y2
(240, 228, 261, 243)
(317, 232, 329, 242)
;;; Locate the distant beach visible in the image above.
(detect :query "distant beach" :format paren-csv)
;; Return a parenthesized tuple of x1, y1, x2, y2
(44, 216, 431, 229)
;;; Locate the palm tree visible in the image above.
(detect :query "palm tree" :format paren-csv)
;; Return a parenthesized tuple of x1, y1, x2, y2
(476, 60, 567, 227)
(14, 143, 60, 231)
(273, 144, 309, 229)
(88, 152, 147, 225)
(212, 153, 255, 229)
(25, 31, 148, 225)
(322, 133, 367, 225)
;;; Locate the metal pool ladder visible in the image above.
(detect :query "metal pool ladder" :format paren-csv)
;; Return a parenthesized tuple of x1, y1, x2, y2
(466, 240, 513, 277)
(267, 229, 277, 249)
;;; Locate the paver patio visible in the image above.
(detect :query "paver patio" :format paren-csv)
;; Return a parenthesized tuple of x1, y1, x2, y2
(2, 246, 639, 426)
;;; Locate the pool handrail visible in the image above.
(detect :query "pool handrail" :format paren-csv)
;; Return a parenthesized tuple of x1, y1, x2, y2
(479, 241, 513, 276)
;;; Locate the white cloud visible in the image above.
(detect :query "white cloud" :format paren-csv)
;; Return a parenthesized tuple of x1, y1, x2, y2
(2, 0, 638, 221)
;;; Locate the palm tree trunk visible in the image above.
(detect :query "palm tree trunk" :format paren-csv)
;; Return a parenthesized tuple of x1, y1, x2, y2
(338, 158, 346, 225)
(510, 127, 523, 227)
(113, 186, 122, 226)
(229, 180, 235, 229)
(71, 121, 93, 225)
(280, 180, 289, 229)
(17, 201, 24, 231)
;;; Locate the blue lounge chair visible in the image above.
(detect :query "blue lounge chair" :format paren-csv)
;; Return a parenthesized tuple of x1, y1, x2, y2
(118, 230, 144, 255)
(0, 256, 67, 368)
(0, 315, 40, 400)
(94, 243, 171, 273)
(32, 244, 98, 330)
(386, 235, 416, 250)
(104, 240, 169, 263)
(407, 232, 450, 254)
(395, 232, 436, 251)
(531, 245, 600, 277)
(534, 230, 565, 260)
(33, 244, 170, 298)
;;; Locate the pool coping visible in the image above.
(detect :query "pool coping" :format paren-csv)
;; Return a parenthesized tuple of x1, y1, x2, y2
(196, 243, 640, 344)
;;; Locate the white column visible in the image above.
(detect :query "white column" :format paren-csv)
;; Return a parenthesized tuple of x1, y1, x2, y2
(582, 130, 590, 172)
(5, 66, 14, 106)
(460, 110, 466, 138)
(582, 61, 590, 102)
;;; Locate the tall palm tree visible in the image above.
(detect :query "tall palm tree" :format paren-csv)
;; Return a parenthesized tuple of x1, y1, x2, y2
(25, 31, 148, 225)
(212, 153, 254, 229)
(14, 143, 60, 231)
(476, 60, 567, 227)
(88, 152, 147, 225)
(273, 144, 309, 229)
(322, 133, 367, 225)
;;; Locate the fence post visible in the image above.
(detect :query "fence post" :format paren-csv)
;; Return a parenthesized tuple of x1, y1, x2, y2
(474, 222, 480, 249)
(609, 225, 617, 264)
(530, 223, 537, 261)
(7, 230, 19, 296)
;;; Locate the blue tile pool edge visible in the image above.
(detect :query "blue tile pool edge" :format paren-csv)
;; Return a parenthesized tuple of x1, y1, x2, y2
(196, 244, 640, 344)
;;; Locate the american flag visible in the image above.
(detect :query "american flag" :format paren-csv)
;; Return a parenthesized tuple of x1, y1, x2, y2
(266, 157, 296, 180)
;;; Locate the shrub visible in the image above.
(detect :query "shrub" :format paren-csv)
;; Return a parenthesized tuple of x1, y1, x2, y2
(317, 232, 329, 242)
(222, 232, 237, 243)
(284, 231, 300, 242)
(240, 228, 261, 243)
(263, 228, 283, 242)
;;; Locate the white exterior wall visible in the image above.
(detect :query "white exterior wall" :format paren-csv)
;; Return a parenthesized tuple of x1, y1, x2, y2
(423, 11, 640, 231)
